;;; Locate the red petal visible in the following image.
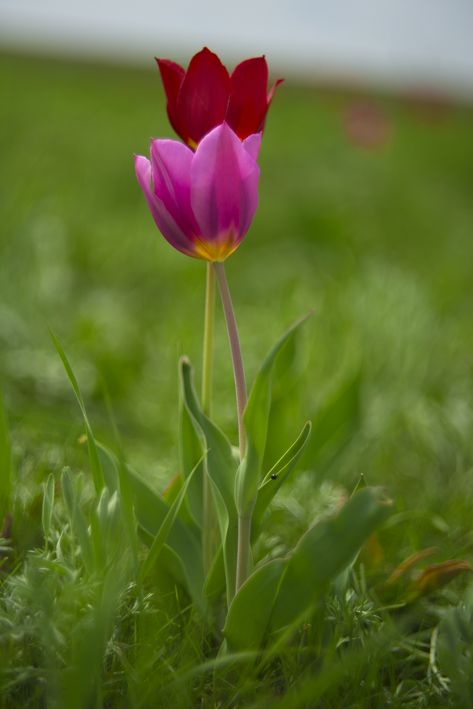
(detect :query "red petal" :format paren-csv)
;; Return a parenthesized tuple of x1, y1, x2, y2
(177, 47, 231, 146)
(267, 78, 284, 106)
(156, 58, 187, 141)
(258, 78, 284, 132)
(227, 57, 269, 139)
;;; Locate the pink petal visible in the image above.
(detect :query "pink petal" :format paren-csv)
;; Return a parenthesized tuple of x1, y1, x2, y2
(190, 123, 260, 250)
(242, 132, 262, 161)
(134, 154, 197, 257)
(150, 139, 200, 239)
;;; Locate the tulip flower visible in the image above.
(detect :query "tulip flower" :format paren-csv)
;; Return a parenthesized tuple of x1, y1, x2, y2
(156, 47, 282, 148)
(135, 123, 261, 261)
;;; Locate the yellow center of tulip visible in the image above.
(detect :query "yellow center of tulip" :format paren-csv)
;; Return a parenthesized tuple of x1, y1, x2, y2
(192, 237, 238, 261)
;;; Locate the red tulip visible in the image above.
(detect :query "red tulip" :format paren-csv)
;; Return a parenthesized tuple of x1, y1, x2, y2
(156, 47, 282, 148)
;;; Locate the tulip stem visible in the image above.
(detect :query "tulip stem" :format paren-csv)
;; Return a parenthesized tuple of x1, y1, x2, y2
(236, 514, 252, 593)
(202, 262, 216, 575)
(214, 261, 252, 594)
(214, 261, 247, 458)
(202, 262, 215, 416)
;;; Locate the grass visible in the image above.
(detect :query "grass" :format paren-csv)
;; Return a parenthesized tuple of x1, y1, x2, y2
(0, 50, 473, 707)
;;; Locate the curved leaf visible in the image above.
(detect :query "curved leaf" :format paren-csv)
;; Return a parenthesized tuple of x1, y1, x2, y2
(253, 421, 312, 536)
(224, 559, 286, 651)
(270, 487, 393, 632)
(236, 314, 311, 516)
(180, 357, 239, 605)
(306, 366, 362, 474)
(179, 392, 204, 528)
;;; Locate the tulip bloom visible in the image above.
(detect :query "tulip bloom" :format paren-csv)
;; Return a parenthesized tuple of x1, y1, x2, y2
(135, 123, 261, 261)
(157, 47, 282, 148)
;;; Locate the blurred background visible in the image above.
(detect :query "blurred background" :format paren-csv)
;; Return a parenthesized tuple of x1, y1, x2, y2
(2, 0, 473, 97)
(1, 1, 472, 538)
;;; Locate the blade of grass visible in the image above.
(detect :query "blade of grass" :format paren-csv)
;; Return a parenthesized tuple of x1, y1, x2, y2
(50, 329, 104, 494)
(0, 390, 13, 520)
(139, 453, 204, 582)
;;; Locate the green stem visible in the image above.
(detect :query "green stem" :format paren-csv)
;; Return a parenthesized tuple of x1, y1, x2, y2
(214, 261, 247, 458)
(202, 262, 215, 416)
(214, 261, 251, 593)
(202, 262, 216, 574)
(236, 514, 252, 592)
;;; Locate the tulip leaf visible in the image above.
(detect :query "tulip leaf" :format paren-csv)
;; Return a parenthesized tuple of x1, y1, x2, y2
(203, 545, 226, 602)
(252, 421, 312, 536)
(306, 366, 362, 475)
(179, 392, 204, 528)
(270, 487, 392, 633)
(261, 329, 300, 470)
(236, 314, 311, 516)
(180, 357, 238, 605)
(224, 559, 286, 652)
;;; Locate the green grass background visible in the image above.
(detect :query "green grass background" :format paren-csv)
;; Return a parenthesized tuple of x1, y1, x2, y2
(1, 50, 472, 553)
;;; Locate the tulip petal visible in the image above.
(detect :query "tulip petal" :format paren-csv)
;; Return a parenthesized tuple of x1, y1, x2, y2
(191, 124, 260, 255)
(243, 133, 262, 161)
(134, 154, 196, 257)
(150, 138, 199, 235)
(267, 77, 284, 105)
(177, 47, 230, 145)
(227, 57, 269, 139)
(156, 58, 186, 140)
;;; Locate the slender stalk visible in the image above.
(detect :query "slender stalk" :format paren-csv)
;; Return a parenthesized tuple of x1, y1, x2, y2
(201, 262, 216, 574)
(236, 514, 252, 591)
(214, 261, 247, 458)
(214, 261, 251, 593)
(201, 262, 215, 416)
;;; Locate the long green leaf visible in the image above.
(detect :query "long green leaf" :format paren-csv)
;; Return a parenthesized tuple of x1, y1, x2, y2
(50, 330, 104, 494)
(252, 421, 312, 536)
(224, 559, 286, 651)
(306, 366, 362, 474)
(179, 392, 204, 528)
(203, 545, 226, 602)
(270, 486, 392, 632)
(236, 314, 311, 516)
(180, 357, 238, 605)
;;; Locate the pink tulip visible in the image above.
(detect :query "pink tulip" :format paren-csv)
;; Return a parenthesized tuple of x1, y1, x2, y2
(135, 123, 261, 261)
